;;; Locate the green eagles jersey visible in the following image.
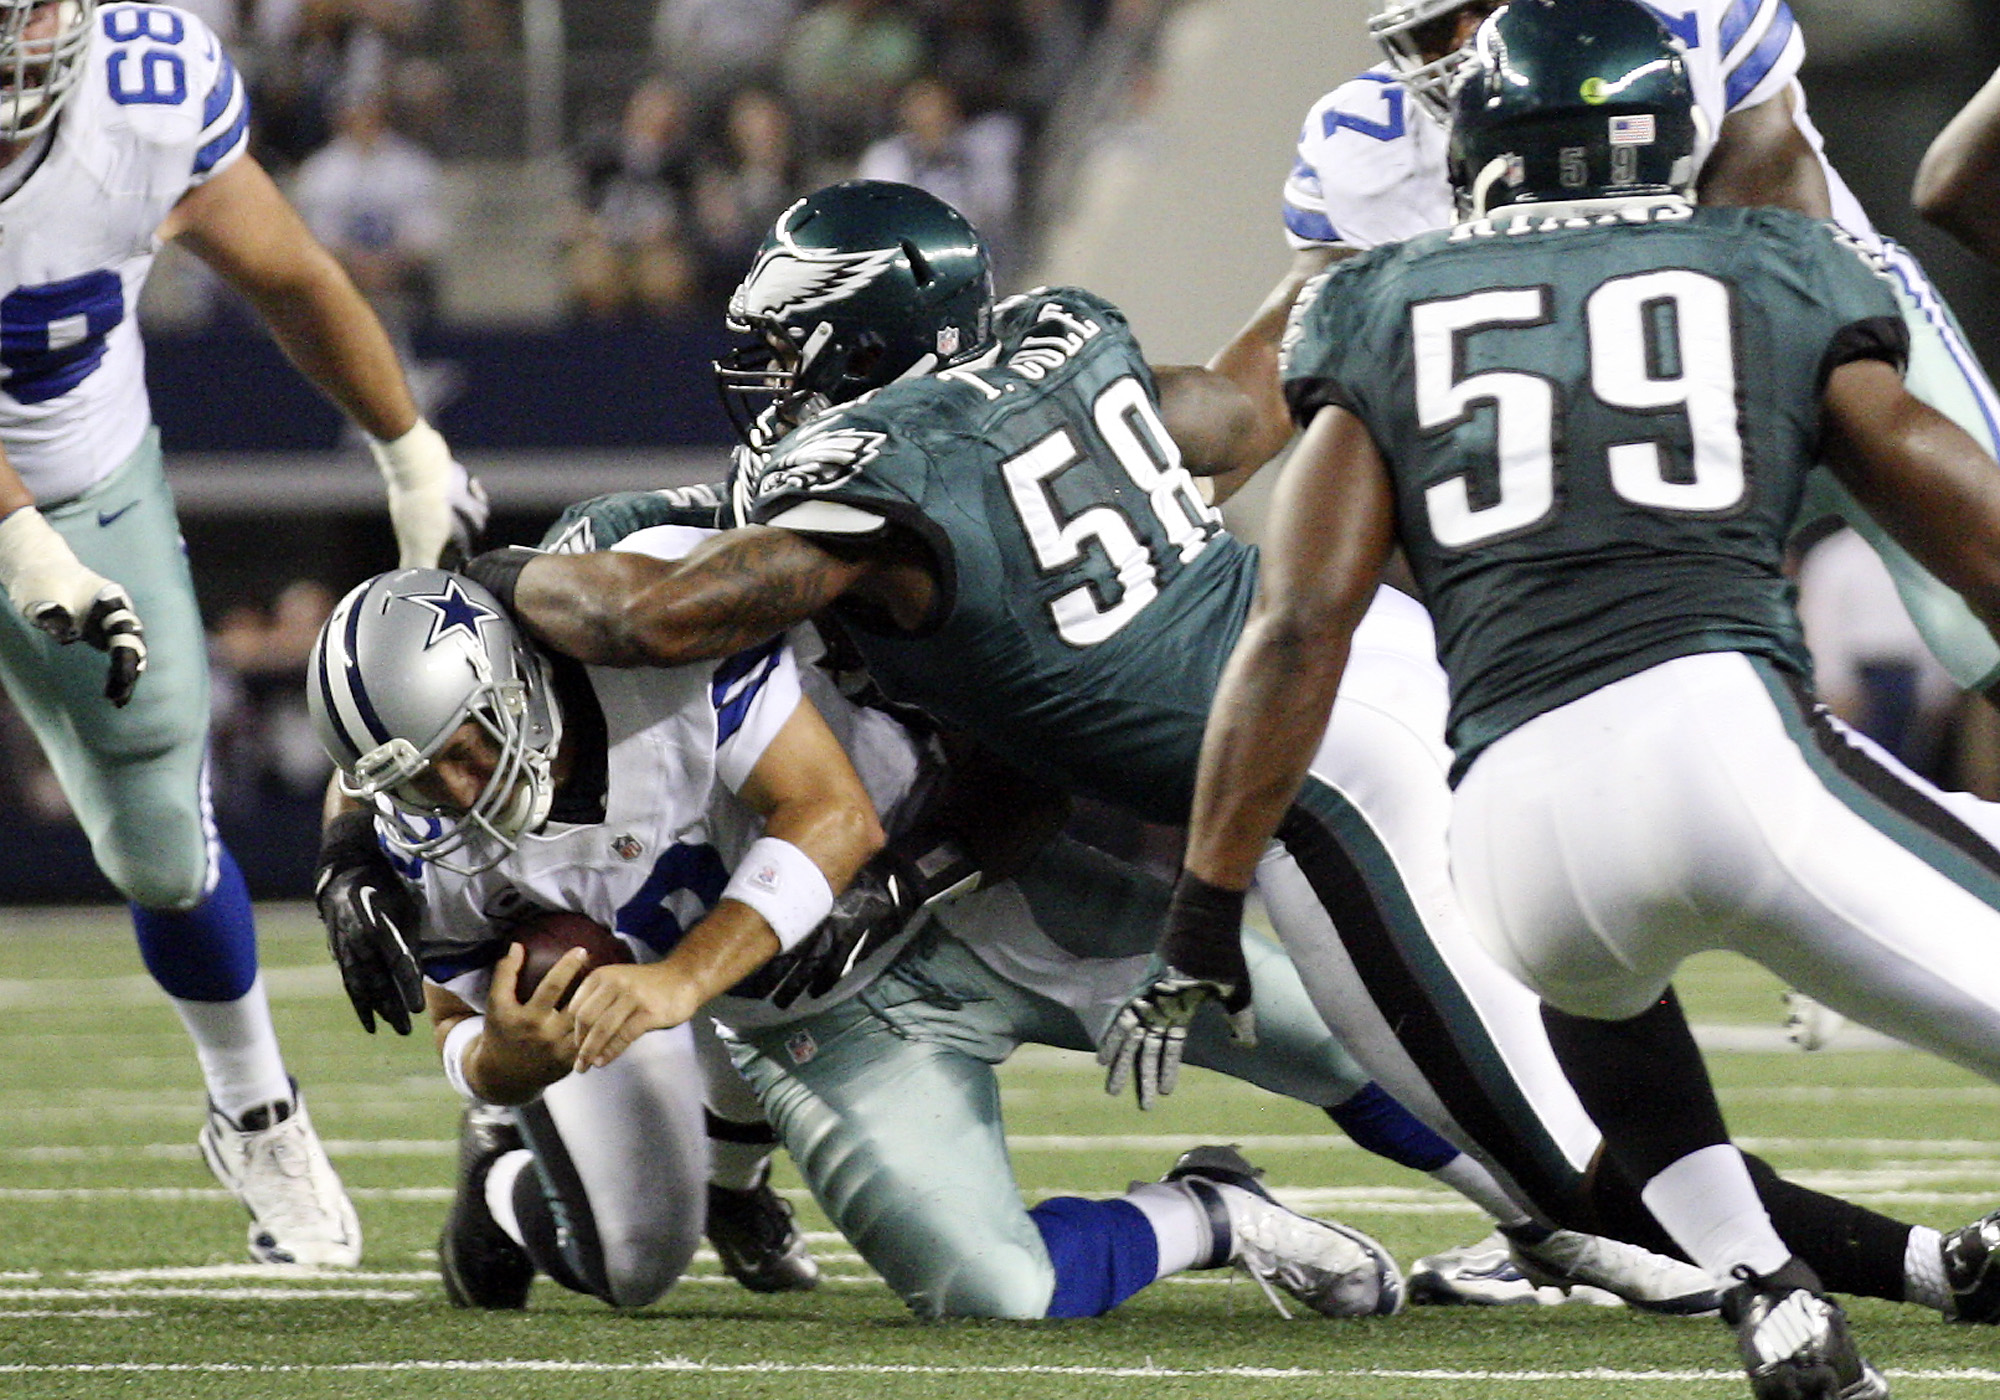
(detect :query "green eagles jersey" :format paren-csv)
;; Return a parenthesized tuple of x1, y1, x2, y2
(1282, 202, 1907, 773)
(732, 287, 1257, 824)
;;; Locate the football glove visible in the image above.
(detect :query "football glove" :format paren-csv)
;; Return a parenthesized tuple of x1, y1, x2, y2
(1099, 872, 1256, 1109)
(442, 460, 491, 570)
(372, 418, 487, 569)
(315, 808, 425, 1035)
(0, 506, 147, 706)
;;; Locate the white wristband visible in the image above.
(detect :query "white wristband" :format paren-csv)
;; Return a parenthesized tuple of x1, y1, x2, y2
(369, 417, 455, 568)
(0, 505, 102, 623)
(721, 836, 835, 951)
(440, 1014, 486, 1101)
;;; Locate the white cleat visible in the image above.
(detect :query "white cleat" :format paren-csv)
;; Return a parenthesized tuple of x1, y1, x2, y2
(1410, 1232, 1570, 1306)
(1784, 991, 1849, 1053)
(1162, 1144, 1404, 1318)
(1511, 1227, 1719, 1315)
(198, 1086, 361, 1267)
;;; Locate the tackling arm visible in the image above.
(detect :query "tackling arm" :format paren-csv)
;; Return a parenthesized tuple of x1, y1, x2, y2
(490, 528, 882, 668)
(565, 696, 886, 1069)
(1697, 87, 1833, 217)
(1914, 64, 2000, 267)
(1820, 358, 2000, 638)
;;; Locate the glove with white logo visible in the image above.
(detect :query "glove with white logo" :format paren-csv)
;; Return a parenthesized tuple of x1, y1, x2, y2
(315, 808, 426, 1035)
(0, 505, 147, 706)
(371, 418, 487, 568)
(1099, 871, 1257, 1109)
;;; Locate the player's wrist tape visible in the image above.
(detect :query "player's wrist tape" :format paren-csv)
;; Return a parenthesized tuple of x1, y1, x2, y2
(0, 504, 93, 613)
(722, 836, 836, 951)
(1161, 870, 1249, 983)
(461, 547, 538, 614)
(368, 417, 451, 492)
(440, 1014, 486, 1101)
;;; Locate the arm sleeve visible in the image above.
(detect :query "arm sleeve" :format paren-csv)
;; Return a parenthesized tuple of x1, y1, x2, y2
(1718, 0, 1804, 113)
(187, 16, 253, 183)
(712, 640, 805, 794)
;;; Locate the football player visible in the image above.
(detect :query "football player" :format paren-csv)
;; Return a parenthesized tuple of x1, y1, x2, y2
(0, 1, 486, 1266)
(307, 561, 1407, 1319)
(439, 178, 1886, 1316)
(1168, 1, 2000, 1393)
(1231, 0, 2000, 704)
(1915, 61, 2000, 267)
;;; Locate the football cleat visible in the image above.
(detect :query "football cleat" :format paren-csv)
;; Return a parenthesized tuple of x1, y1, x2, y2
(1510, 1226, 1722, 1315)
(1942, 1208, 2000, 1323)
(1721, 1258, 1889, 1400)
(198, 1083, 361, 1267)
(438, 1104, 535, 1309)
(1161, 1144, 1403, 1318)
(706, 1166, 820, 1294)
(1409, 1232, 1566, 1306)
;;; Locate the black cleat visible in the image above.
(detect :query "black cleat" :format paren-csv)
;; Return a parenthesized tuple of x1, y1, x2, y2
(438, 1105, 535, 1309)
(1720, 1257, 1888, 1400)
(706, 1166, 820, 1294)
(1942, 1208, 2000, 1323)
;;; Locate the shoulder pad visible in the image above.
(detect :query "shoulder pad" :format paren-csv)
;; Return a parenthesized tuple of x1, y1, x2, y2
(92, 5, 249, 177)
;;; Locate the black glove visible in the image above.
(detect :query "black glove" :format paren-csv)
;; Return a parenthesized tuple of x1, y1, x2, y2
(30, 580, 147, 707)
(1098, 872, 1255, 1108)
(314, 808, 425, 1035)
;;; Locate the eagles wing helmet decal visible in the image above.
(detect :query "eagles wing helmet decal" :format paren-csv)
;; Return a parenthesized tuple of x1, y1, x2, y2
(731, 234, 902, 325)
(754, 426, 888, 499)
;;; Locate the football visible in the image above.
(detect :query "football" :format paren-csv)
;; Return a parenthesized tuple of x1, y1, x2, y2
(509, 909, 634, 1009)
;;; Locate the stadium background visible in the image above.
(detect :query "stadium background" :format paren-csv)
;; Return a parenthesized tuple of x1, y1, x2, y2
(1, 0, 1995, 903)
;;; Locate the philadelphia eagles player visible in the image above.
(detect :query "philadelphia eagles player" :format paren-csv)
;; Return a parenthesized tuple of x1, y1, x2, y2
(1226, 0, 2000, 698)
(436, 178, 2000, 1319)
(308, 561, 1405, 1320)
(0, 1, 487, 1266)
(1168, 0, 2000, 1393)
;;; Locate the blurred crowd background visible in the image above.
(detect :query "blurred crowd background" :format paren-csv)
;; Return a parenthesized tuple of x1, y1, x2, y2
(2, 0, 1996, 901)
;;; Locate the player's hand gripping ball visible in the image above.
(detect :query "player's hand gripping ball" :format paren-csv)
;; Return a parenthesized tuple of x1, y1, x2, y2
(510, 910, 634, 1010)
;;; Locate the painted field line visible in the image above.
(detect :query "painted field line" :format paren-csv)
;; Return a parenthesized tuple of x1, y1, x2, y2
(2, 1360, 1998, 1383)
(0, 1287, 424, 1301)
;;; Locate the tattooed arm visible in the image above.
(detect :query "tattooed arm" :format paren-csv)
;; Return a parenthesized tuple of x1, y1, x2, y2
(507, 525, 929, 667)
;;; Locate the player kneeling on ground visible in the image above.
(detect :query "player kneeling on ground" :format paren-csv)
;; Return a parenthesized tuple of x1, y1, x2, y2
(309, 557, 1407, 1320)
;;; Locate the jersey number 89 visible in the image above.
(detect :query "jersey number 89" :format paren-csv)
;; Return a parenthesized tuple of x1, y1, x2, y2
(1001, 375, 1223, 647)
(1414, 268, 1745, 549)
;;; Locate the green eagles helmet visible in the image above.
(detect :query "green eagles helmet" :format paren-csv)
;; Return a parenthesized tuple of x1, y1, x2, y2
(716, 180, 996, 444)
(1448, 0, 1700, 219)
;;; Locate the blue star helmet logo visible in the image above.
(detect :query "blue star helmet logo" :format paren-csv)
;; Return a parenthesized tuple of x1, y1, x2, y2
(404, 577, 498, 650)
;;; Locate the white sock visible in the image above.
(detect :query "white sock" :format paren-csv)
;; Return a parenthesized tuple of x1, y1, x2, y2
(1430, 1153, 1534, 1230)
(483, 1148, 534, 1250)
(1123, 1181, 1216, 1279)
(1904, 1225, 1949, 1313)
(1641, 1143, 1792, 1281)
(168, 976, 292, 1120)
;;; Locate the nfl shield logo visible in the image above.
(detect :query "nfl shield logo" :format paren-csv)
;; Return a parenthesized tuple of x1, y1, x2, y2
(786, 1030, 818, 1065)
(936, 325, 961, 356)
(611, 834, 643, 861)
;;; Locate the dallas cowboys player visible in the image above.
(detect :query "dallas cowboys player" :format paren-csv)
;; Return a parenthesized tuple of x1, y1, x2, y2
(308, 560, 1406, 1320)
(1236, 0, 2000, 700)
(0, 1, 486, 1266)
(1177, 2, 2000, 1391)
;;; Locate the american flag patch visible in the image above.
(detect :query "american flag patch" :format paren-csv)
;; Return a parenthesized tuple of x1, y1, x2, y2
(1609, 114, 1656, 146)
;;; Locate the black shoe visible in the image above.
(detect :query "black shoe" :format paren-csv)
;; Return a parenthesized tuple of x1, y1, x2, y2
(439, 1105, 535, 1309)
(706, 1166, 819, 1294)
(1720, 1258, 1888, 1400)
(1943, 1209, 2000, 1323)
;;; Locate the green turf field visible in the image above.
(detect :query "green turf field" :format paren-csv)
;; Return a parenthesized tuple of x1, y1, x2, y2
(0, 904, 1995, 1399)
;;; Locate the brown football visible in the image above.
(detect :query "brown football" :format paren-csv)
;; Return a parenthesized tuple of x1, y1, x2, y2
(510, 909, 634, 1009)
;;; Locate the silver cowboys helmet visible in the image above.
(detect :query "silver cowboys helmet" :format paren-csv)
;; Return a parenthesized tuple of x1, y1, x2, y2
(1, 1, 97, 144)
(307, 568, 563, 875)
(1368, 0, 1496, 122)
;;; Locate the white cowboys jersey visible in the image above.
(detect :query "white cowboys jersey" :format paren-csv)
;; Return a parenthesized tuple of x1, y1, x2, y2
(1283, 0, 1875, 254)
(1, 3, 249, 504)
(408, 525, 926, 1032)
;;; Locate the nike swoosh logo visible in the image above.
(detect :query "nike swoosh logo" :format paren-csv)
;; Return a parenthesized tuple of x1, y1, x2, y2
(97, 502, 138, 528)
